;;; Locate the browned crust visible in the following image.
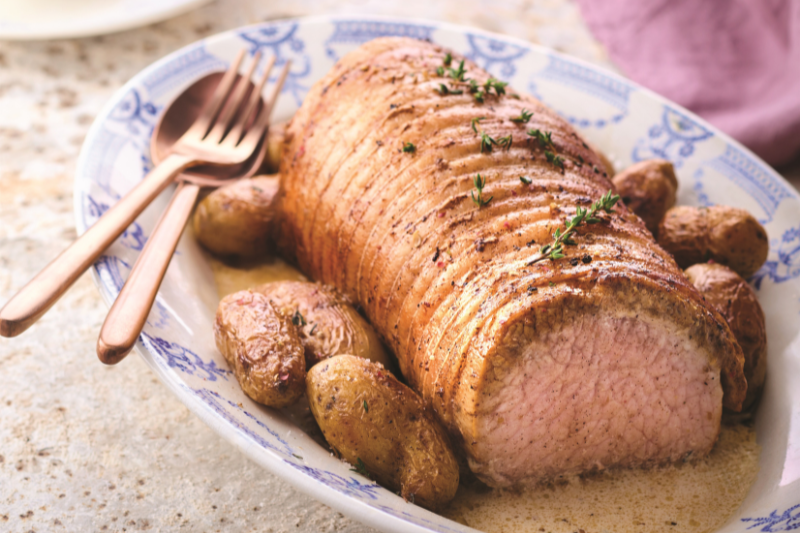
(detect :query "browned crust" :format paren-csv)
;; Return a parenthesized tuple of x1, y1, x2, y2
(686, 263, 767, 411)
(276, 36, 747, 445)
(307, 355, 459, 510)
(214, 290, 306, 407)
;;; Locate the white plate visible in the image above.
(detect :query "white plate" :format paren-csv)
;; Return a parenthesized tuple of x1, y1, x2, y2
(74, 15, 800, 533)
(0, 0, 211, 41)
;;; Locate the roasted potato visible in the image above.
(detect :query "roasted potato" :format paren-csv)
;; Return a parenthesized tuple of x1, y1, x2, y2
(255, 281, 391, 368)
(215, 290, 305, 407)
(192, 175, 279, 258)
(612, 159, 678, 233)
(685, 263, 767, 410)
(307, 355, 459, 510)
(265, 122, 286, 173)
(656, 205, 769, 278)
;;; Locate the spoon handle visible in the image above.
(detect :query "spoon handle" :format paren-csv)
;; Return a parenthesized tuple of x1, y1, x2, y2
(96, 181, 201, 365)
(0, 153, 194, 338)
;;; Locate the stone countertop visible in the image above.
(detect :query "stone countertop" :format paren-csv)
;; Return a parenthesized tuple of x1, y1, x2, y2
(0, 1, 798, 532)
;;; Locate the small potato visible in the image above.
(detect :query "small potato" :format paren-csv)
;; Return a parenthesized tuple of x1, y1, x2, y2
(307, 355, 459, 510)
(657, 205, 769, 278)
(192, 175, 279, 258)
(685, 263, 767, 410)
(265, 122, 286, 173)
(215, 290, 305, 407)
(612, 159, 678, 233)
(256, 281, 391, 368)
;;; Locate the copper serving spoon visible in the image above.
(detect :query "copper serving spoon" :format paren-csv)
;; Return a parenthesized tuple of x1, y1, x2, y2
(0, 50, 272, 339)
(95, 59, 291, 364)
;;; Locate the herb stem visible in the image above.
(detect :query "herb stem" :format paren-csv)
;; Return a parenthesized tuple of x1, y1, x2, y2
(528, 190, 620, 264)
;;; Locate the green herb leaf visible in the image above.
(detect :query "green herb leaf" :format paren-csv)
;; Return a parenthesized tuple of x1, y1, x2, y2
(471, 116, 485, 134)
(471, 174, 492, 207)
(496, 135, 513, 150)
(528, 190, 619, 266)
(480, 132, 496, 153)
(350, 457, 371, 478)
(484, 77, 508, 95)
(447, 60, 467, 82)
(527, 129, 553, 149)
(443, 52, 452, 67)
(544, 151, 565, 169)
(519, 176, 532, 185)
(291, 310, 306, 327)
(436, 66, 444, 77)
(402, 142, 416, 153)
(363, 400, 369, 413)
(510, 109, 533, 124)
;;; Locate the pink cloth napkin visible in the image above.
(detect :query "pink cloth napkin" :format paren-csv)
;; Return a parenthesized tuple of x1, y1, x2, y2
(575, 0, 800, 167)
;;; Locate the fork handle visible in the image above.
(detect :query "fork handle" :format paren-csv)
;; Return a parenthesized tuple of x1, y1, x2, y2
(96, 181, 201, 365)
(0, 153, 194, 338)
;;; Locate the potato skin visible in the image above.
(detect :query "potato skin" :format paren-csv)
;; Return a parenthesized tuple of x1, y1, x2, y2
(265, 122, 286, 173)
(307, 355, 459, 510)
(657, 205, 769, 278)
(192, 175, 279, 258)
(685, 263, 767, 410)
(612, 159, 677, 233)
(255, 281, 391, 368)
(215, 290, 305, 407)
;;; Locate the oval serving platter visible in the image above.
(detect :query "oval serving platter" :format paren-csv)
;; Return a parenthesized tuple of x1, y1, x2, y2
(74, 15, 800, 533)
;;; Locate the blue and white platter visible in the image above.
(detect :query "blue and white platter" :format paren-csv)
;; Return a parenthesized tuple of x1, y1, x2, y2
(74, 15, 800, 533)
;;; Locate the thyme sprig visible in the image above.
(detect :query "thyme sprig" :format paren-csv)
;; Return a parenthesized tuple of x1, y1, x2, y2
(443, 52, 452, 67)
(436, 83, 463, 96)
(471, 174, 493, 207)
(402, 142, 416, 153)
(545, 151, 565, 170)
(350, 457, 371, 478)
(447, 59, 467, 82)
(496, 135, 513, 150)
(291, 310, 306, 327)
(484, 77, 507, 95)
(479, 131, 511, 153)
(511, 109, 533, 124)
(471, 116, 485, 133)
(529, 190, 620, 264)
(480, 132, 495, 153)
(527, 128, 553, 149)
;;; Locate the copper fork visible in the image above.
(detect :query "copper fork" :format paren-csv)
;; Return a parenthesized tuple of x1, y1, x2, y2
(96, 60, 290, 364)
(0, 49, 272, 338)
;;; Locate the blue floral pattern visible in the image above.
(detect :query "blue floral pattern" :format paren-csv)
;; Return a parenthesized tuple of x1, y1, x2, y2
(529, 55, 631, 129)
(464, 33, 527, 78)
(632, 106, 713, 167)
(751, 224, 800, 289)
(191, 388, 293, 456)
(694, 145, 794, 223)
(85, 194, 147, 251)
(742, 504, 800, 531)
(324, 20, 435, 62)
(141, 333, 230, 382)
(238, 22, 312, 106)
(285, 462, 383, 500)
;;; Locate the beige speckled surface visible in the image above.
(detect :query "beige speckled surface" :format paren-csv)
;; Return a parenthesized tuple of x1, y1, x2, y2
(0, 1, 798, 532)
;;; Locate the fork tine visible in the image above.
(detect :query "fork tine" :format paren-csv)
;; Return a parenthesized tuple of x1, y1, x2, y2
(236, 60, 291, 149)
(187, 49, 246, 139)
(205, 51, 262, 144)
(224, 55, 276, 146)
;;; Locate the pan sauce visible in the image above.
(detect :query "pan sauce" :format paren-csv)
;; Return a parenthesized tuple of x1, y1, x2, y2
(209, 255, 760, 533)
